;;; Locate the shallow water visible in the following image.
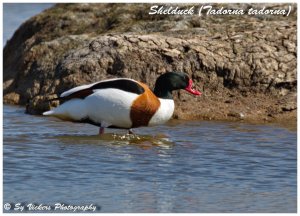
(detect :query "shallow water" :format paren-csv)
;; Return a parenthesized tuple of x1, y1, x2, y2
(3, 105, 297, 213)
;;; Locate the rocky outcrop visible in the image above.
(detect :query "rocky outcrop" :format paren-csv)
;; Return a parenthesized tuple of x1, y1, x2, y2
(3, 3, 297, 123)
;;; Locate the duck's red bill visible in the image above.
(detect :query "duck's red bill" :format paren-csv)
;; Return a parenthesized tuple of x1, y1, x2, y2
(185, 79, 202, 96)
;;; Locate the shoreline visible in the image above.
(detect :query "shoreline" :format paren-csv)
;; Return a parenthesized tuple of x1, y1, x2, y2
(4, 104, 296, 131)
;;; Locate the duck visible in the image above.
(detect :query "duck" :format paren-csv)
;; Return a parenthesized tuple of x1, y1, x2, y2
(43, 72, 201, 134)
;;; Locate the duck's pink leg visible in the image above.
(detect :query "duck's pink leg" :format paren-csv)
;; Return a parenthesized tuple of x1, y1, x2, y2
(99, 127, 105, 135)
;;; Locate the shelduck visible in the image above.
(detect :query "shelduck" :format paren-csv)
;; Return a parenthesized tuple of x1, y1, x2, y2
(43, 72, 201, 134)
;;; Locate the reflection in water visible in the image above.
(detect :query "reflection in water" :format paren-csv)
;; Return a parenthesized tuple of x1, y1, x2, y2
(3, 105, 297, 213)
(55, 133, 174, 149)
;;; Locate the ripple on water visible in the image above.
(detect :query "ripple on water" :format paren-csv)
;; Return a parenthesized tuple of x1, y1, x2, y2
(3, 105, 297, 212)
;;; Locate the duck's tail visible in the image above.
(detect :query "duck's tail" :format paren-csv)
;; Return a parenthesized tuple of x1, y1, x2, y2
(42, 98, 87, 121)
(43, 110, 55, 116)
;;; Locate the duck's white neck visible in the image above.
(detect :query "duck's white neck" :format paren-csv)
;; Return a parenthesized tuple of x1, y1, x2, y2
(149, 99, 175, 126)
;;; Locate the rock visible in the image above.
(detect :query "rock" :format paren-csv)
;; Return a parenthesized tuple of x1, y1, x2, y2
(282, 104, 297, 112)
(227, 111, 245, 119)
(3, 3, 297, 123)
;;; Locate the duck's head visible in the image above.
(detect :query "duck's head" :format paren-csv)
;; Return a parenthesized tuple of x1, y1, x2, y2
(154, 72, 202, 99)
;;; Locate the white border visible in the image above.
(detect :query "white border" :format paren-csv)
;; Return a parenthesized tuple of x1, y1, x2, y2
(1, 1, 298, 215)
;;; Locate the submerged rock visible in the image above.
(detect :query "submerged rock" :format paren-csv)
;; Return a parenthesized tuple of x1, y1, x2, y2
(3, 3, 297, 123)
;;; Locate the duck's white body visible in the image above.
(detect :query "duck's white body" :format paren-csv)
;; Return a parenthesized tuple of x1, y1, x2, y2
(43, 78, 175, 129)
(149, 99, 174, 125)
(43, 72, 201, 133)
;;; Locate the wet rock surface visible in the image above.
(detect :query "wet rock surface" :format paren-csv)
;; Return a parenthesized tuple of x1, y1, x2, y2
(3, 3, 297, 124)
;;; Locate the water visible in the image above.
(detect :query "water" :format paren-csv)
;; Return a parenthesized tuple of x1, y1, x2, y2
(3, 3, 54, 46)
(3, 105, 297, 213)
